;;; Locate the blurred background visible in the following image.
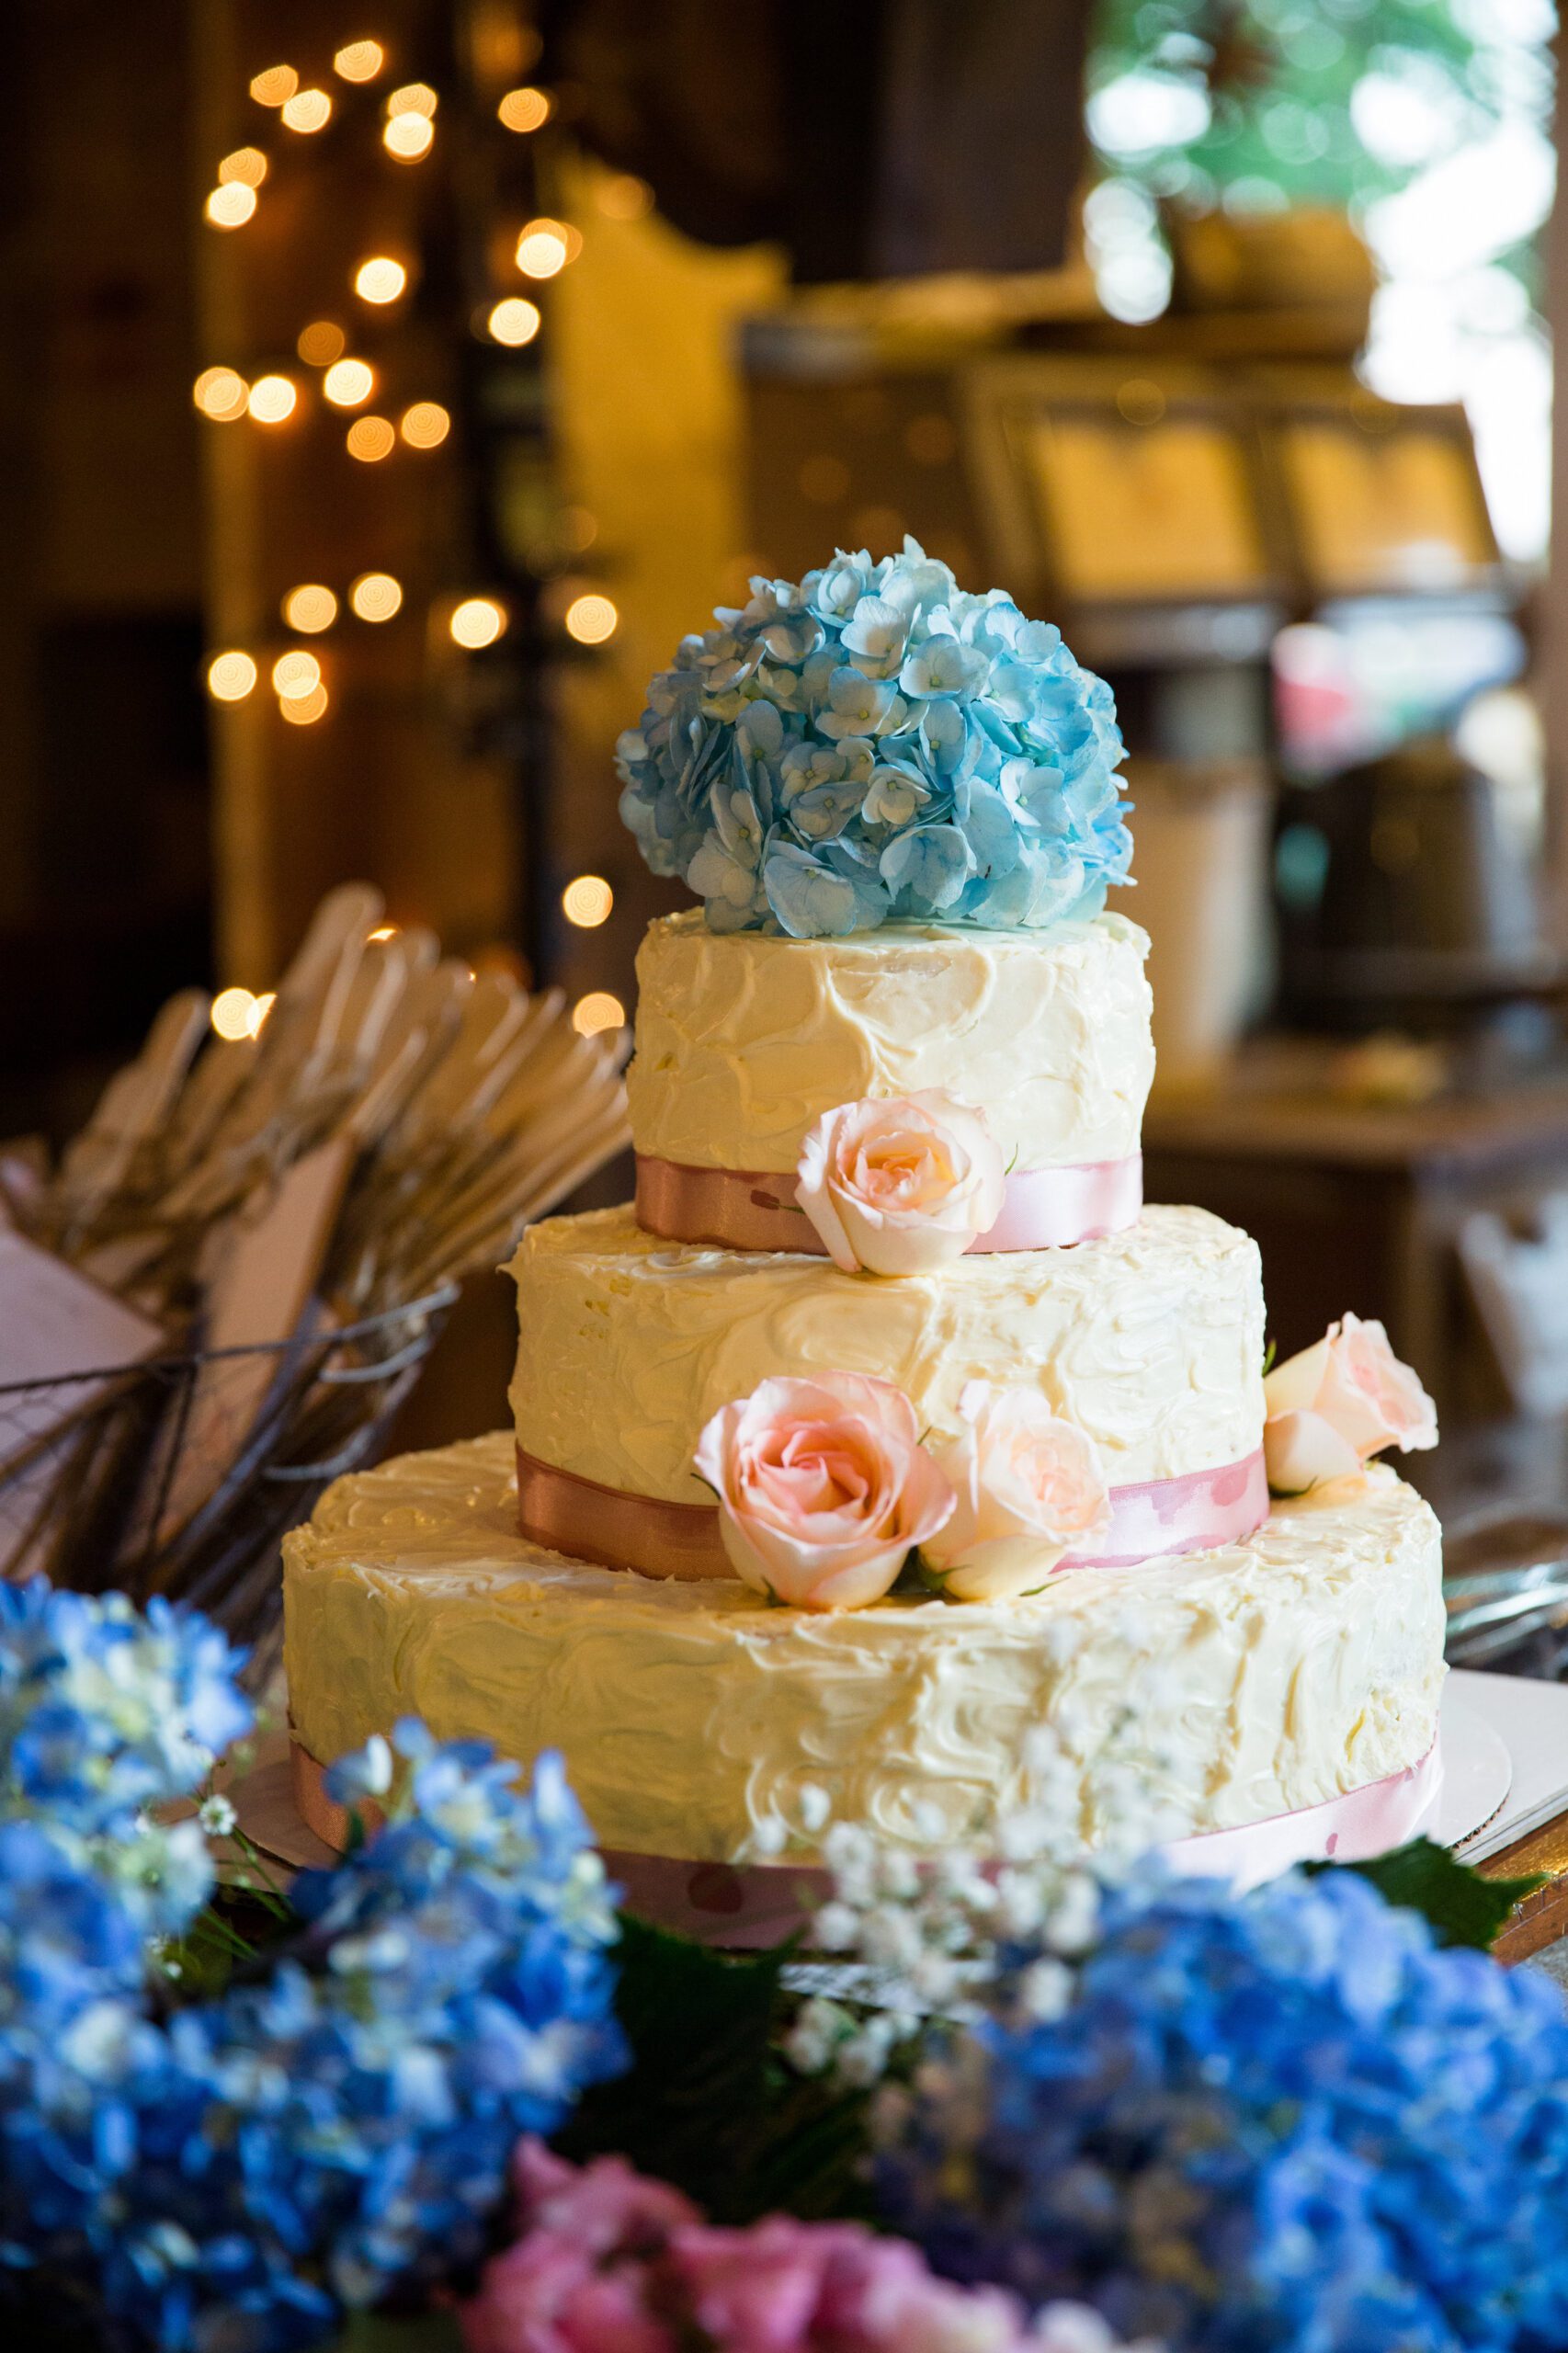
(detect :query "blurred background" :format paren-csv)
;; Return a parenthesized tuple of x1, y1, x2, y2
(6, 0, 1568, 1536)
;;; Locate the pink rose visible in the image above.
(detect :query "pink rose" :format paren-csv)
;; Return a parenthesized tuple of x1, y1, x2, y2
(694, 1371, 955, 1610)
(1264, 1313, 1438, 1495)
(795, 1091, 1006, 1276)
(920, 1382, 1111, 1602)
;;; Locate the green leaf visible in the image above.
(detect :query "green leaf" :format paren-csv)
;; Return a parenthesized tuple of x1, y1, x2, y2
(1312, 1836, 1542, 1950)
(1262, 1336, 1277, 1375)
(557, 1914, 872, 2222)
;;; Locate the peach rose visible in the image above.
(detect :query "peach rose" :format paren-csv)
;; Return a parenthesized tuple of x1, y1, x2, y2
(920, 1382, 1111, 1602)
(693, 1370, 954, 1610)
(1264, 1313, 1438, 1495)
(795, 1091, 1005, 1276)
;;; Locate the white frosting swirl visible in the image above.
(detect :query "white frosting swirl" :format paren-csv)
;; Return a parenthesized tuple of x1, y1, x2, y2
(282, 1436, 1446, 1862)
(628, 910, 1153, 1175)
(507, 1202, 1266, 1503)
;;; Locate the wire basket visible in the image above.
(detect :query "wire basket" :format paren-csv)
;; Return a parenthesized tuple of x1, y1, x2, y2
(0, 1283, 459, 1684)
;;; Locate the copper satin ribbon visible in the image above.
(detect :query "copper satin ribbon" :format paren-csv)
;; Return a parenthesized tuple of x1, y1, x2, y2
(515, 1442, 1270, 1585)
(290, 1733, 1442, 1947)
(634, 1152, 1143, 1256)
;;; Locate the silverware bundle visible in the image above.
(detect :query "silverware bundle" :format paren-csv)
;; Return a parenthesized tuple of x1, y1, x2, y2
(0, 883, 630, 1671)
(1444, 1508, 1568, 1672)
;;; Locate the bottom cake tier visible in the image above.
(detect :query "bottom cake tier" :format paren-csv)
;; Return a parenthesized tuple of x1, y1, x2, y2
(282, 1434, 1445, 1864)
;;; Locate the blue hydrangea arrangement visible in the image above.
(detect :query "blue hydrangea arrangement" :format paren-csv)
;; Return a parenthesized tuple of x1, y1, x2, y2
(875, 1868, 1568, 2353)
(0, 1583, 623, 2353)
(616, 540, 1131, 938)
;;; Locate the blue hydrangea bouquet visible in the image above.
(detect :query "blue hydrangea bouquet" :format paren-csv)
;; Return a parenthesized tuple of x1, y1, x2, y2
(617, 541, 1131, 937)
(5, 1577, 1567, 2353)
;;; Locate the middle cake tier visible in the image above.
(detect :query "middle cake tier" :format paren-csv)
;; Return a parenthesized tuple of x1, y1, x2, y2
(508, 1202, 1266, 1537)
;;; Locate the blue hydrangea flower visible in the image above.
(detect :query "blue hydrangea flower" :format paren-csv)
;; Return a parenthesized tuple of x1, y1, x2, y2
(617, 540, 1131, 938)
(0, 1588, 623, 2353)
(876, 1869, 1568, 2353)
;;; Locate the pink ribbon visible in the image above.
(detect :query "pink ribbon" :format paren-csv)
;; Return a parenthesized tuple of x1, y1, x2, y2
(290, 1734, 1442, 1949)
(634, 1152, 1142, 1256)
(515, 1443, 1268, 1584)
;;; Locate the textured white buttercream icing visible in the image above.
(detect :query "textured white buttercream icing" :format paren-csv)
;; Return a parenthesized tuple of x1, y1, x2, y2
(506, 1202, 1265, 1504)
(282, 1435, 1446, 1861)
(628, 909, 1154, 1175)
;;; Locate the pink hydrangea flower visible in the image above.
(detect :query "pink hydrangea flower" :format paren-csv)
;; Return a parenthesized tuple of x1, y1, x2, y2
(459, 2143, 1140, 2353)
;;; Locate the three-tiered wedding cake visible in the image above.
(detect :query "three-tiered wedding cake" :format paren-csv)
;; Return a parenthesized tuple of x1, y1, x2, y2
(284, 543, 1445, 1873)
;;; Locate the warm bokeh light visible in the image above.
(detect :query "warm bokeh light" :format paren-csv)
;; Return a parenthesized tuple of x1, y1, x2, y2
(349, 571, 403, 621)
(272, 650, 322, 700)
(212, 986, 264, 1040)
(297, 324, 345, 371)
(388, 81, 437, 117)
(564, 593, 619, 645)
(562, 875, 613, 927)
(218, 146, 268, 188)
(573, 992, 625, 1037)
(368, 924, 399, 940)
(334, 40, 384, 82)
(346, 415, 396, 461)
(487, 296, 540, 346)
(247, 374, 298, 424)
(400, 401, 449, 449)
(280, 683, 329, 725)
(354, 255, 407, 303)
(596, 173, 653, 222)
(449, 597, 506, 649)
(497, 85, 551, 132)
(204, 184, 256, 230)
(383, 112, 433, 159)
(283, 584, 338, 633)
(281, 87, 333, 133)
(515, 220, 569, 278)
(249, 64, 298, 108)
(207, 650, 257, 701)
(193, 366, 248, 421)
(323, 357, 374, 407)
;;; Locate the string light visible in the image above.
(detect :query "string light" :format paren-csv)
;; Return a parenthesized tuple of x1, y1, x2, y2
(368, 923, 399, 940)
(334, 40, 384, 82)
(516, 219, 570, 278)
(346, 415, 396, 461)
(573, 992, 625, 1037)
(488, 296, 540, 346)
(562, 875, 613, 926)
(497, 86, 551, 131)
(323, 357, 375, 406)
(272, 650, 322, 700)
(383, 112, 433, 159)
(281, 87, 332, 132)
(211, 986, 272, 1040)
(350, 572, 403, 620)
(297, 320, 346, 366)
(207, 651, 257, 701)
(247, 374, 298, 423)
(449, 597, 506, 648)
(280, 683, 329, 725)
(250, 64, 298, 108)
(354, 255, 406, 303)
(387, 81, 437, 117)
(218, 147, 268, 187)
(193, 366, 248, 421)
(400, 401, 449, 448)
(204, 183, 256, 229)
(596, 173, 653, 222)
(564, 593, 618, 644)
(283, 584, 338, 632)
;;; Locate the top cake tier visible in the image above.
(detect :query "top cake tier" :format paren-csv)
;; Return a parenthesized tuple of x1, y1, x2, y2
(628, 906, 1154, 1178)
